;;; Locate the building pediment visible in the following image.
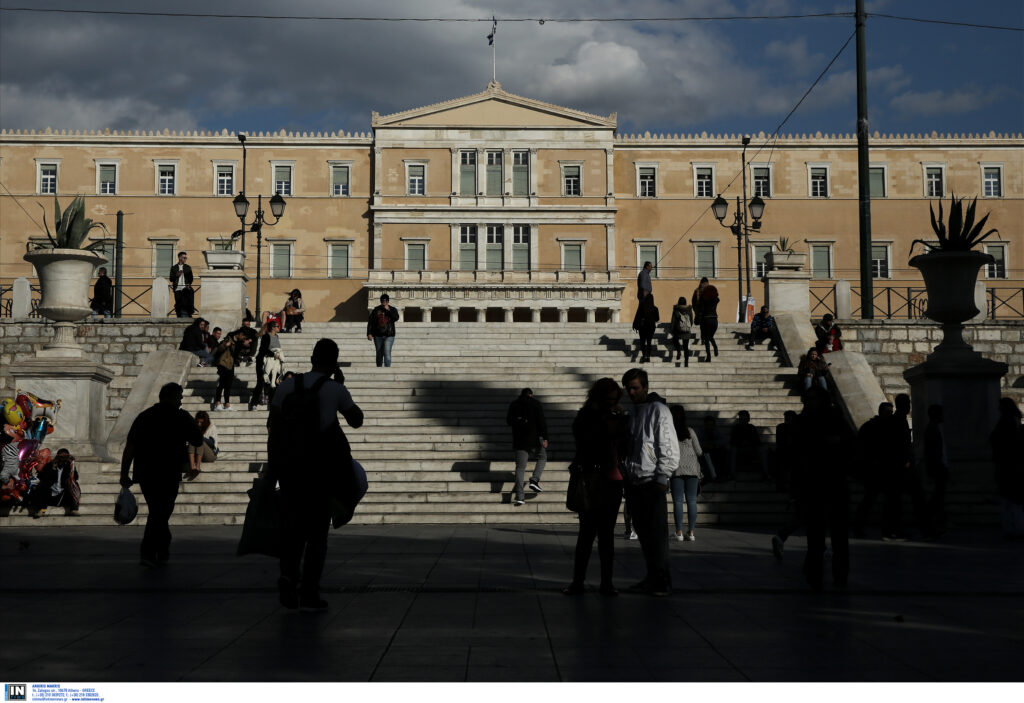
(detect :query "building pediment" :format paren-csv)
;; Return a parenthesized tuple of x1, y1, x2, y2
(372, 81, 616, 129)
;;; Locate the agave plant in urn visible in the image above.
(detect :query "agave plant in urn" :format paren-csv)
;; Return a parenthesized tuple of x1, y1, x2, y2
(23, 196, 108, 357)
(909, 194, 997, 358)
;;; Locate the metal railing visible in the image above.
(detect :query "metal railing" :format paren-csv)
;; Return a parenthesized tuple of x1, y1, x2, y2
(0, 279, 200, 319)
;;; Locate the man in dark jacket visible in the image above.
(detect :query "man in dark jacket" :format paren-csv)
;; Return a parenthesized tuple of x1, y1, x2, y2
(746, 305, 777, 350)
(179, 318, 211, 366)
(366, 293, 400, 367)
(27, 448, 80, 517)
(91, 267, 113, 319)
(231, 315, 258, 366)
(506, 388, 548, 506)
(169, 251, 194, 318)
(120, 383, 204, 567)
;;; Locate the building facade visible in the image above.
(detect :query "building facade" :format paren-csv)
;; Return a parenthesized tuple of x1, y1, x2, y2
(2, 81, 1021, 322)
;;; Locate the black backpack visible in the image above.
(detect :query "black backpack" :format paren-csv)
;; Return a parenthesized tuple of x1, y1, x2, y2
(278, 373, 331, 464)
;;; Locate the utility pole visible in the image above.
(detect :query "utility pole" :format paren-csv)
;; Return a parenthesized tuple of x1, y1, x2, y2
(114, 210, 124, 317)
(856, 0, 874, 318)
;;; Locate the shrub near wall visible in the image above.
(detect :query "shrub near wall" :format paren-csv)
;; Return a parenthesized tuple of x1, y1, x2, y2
(839, 319, 1024, 401)
(0, 319, 191, 420)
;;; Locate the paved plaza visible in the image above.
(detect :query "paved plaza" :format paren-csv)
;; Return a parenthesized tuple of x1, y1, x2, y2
(1, 524, 1022, 683)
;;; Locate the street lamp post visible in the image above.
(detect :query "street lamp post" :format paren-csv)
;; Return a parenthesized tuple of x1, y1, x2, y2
(712, 136, 765, 322)
(231, 133, 285, 320)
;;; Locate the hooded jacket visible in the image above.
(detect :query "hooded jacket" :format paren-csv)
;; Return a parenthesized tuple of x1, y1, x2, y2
(623, 400, 679, 486)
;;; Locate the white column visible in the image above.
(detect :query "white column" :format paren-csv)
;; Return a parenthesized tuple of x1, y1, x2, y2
(611, 309, 620, 323)
(503, 307, 514, 322)
(476, 148, 484, 197)
(450, 147, 459, 199)
(12, 277, 31, 319)
(531, 307, 541, 322)
(558, 308, 569, 323)
(373, 148, 383, 205)
(475, 308, 486, 322)
(586, 308, 596, 323)
(503, 148, 513, 198)
(605, 147, 615, 204)
(530, 224, 539, 273)
(373, 223, 383, 270)
(529, 148, 539, 206)
(605, 224, 616, 274)
(477, 222, 486, 271)
(424, 307, 434, 322)
(450, 224, 460, 272)
(503, 222, 513, 271)
(448, 306, 460, 323)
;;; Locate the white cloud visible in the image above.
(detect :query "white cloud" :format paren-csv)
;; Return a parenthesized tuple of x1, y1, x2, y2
(890, 89, 1005, 117)
(0, 83, 199, 131)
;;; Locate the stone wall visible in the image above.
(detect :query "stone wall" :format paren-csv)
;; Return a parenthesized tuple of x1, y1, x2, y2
(0, 319, 190, 420)
(838, 319, 1024, 401)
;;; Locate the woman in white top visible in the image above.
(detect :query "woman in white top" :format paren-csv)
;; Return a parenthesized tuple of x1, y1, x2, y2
(669, 405, 715, 541)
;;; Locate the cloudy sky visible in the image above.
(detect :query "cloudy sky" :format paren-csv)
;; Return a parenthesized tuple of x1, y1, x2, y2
(1, 0, 1021, 137)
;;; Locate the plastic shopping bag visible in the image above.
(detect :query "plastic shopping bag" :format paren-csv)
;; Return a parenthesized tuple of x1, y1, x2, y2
(114, 485, 138, 525)
(237, 476, 282, 558)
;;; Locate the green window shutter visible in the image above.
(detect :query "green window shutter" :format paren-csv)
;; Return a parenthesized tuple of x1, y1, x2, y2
(696, 246, 715, 278)
(639, 245, 658, 275)
(486, 246, 503, 270)
(869, 168, 885, 198)
(330, 245, 349, 278)
(272, 245, 290, 277)
(460, 244, 476, 271)
(513, 165, 528, 196)
(460, 167, 476, 195)
(274, 166, 290, 182)
(332, 166, 349, 195)
(155, 244, 174, 274)
(512, 245, 529, 270)
(100, 165, 116, 181)
(811, 245, 831, 278)
(407, 244, 425, 271)
(564, 244, 582, 271)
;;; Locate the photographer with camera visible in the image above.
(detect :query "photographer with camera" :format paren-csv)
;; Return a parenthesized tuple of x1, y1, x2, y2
(28, 448, 81, 517)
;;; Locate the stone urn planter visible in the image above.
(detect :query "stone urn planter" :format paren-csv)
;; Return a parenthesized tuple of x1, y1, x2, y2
(765, 251, 806, 272)
(909, 249, 992, 355)
(24, 248, 107, 356)
(203, 249, 246, 271)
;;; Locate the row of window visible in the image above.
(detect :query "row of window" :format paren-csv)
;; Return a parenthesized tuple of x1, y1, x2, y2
(31, 156, 1007, 200)
(33, 159, 350, 198)
(631, 162, 1006, 199)
(99, 238, 1011, 282)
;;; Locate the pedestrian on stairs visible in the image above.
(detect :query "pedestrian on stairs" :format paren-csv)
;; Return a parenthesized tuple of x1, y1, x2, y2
(621, 368, 679, 596)
(212, 330, 246, 411)
(669, 297, 694, 366)
(694, 278, 719, 362)
(367, 293, 400, 367)
(120, 383, 204, 567)
(507, 388, 548, 506)
(632, 294, 659, 363)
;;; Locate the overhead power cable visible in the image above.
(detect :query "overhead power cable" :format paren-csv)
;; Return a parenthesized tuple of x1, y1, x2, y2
(867, 13, 1024, 32)
(0, 7, 852, 22)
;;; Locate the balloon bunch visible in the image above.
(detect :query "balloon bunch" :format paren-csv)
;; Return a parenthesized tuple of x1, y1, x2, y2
(0, 391, 61, 505)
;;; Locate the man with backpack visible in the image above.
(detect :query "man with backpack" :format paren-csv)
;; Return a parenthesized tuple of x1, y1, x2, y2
(367, 293, 400, 367)
(506, 388, 549, 507)
(267, 338, 364, 611)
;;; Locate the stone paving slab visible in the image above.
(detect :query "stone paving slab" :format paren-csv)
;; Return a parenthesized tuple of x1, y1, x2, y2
(0, 524, 1021, 682)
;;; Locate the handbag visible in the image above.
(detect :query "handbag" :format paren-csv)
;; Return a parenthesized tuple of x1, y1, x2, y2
(330, 458, 368, 529)
(565, 461, 601, 513)
(236, 476, 282, 557)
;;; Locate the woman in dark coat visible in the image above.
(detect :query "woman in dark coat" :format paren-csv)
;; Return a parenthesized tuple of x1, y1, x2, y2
(698, 279, 720, 362)
(564, 378, 630, 597)
(632, 293, 659, 363)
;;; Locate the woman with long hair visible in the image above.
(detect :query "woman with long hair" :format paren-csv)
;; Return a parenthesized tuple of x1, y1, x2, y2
(670, 296, 694, 366)
(186, 410, 219, 479)
(564, 378, 630, 596)
(632, 294, 659, 363)
(283, 289, 304, 333)
(249, 319, 281, 410)
(669, 405, 708, 541)
(697, 278, 720, 362)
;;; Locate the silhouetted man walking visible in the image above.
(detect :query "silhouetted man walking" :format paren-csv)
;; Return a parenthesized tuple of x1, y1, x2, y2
(268, 339, 364, 611)
(120, 383, 203, 567)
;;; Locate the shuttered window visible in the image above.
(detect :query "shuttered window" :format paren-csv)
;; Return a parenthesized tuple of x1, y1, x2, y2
(270, 243, 292, 278)
(331, 165, 350, 196)
(811, 244, 831, 279)
(486, 225, 503, 270)
(460, 151, 477, 195)
(406, 243, 426, 271)
(871, 244, 889, 278)
(563, 243, 582, 271)
(512, 225, 530, 270)
(274, 166, 292, 195)
(695, 245, 716, 278)
(329, 244, 350, 278)
(153, 243, 175, 276)
(638, 245, 658, 276)
(985, 244, 1006, 279)
(486, 152, 503, 196)
(869, 167, 886, 198)
(459, 225, 477, 271)
(99, 164, 117, 194)
(512, 151, 529, 196)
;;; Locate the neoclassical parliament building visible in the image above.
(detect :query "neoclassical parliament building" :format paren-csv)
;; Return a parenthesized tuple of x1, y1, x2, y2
(1, 82, 1021, 322)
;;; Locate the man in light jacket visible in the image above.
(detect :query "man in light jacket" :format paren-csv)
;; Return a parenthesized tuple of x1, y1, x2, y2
(621, 367, 679, 596)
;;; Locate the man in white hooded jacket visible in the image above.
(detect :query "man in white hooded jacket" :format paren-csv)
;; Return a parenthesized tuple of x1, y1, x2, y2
(621, 367, 679, 596)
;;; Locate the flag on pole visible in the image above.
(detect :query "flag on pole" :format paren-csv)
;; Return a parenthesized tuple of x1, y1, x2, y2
(487, 16, 497, 45)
